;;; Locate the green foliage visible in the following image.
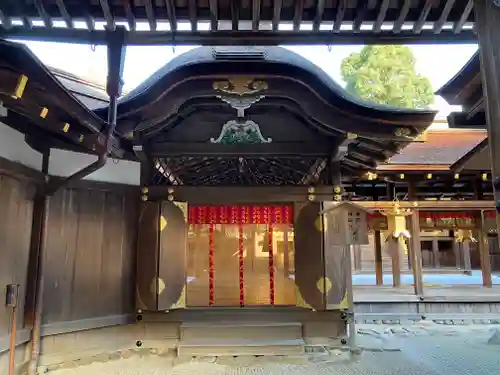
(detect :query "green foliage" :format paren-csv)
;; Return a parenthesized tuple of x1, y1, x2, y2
(340, 45, 434, 109)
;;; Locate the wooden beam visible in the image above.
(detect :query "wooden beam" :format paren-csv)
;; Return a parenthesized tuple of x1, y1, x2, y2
(325, 200, 496, 211)
(0, 28, 478, 46)
(475, 0, 500, 278)
(145, 185, 336, 203)
(147, 142, 331, 157)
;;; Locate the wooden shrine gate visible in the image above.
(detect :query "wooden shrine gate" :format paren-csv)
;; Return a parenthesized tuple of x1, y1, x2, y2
(135, 201, 349, 312)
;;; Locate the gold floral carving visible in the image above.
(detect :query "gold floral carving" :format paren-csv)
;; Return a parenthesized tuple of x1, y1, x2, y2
(213, 77, 268, 96)
(173, 201, 188, 222)
(295, 284, 313, 309)
(170, 285, 186, 309)
(394, 127, 412, 138)
(160, 216, 167, 231)
(316, 277, 332, 294)
(455, 229, 477, 243)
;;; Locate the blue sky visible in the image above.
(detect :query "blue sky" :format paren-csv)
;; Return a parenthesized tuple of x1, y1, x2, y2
(19, 40, 478, 116)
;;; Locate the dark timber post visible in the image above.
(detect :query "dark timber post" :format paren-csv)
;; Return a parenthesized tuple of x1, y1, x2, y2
(408, 182, 423, 296)
(372, 184, 383, 285)
(386, 181, 402, 287)
(474, 0, 499, 288)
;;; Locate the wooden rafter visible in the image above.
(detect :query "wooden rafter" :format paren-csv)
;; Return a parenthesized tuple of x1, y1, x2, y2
(293, 0, 304, 32)
(252, 0, 261, 32)
(454, 0, 474, 34)
(164, 0, 177, 32)
(0, 0, 478, 45)
(413, 0, 434, 34)
(189, 0, 197, 31)
(373, 0, 390, 33)
(272, 0, 283, 32)
(313, 0, 326, 32)
(231, 0, 240, 31)
(123, 0, 136, 32)
(434, 0, 456, 34)
(393, 0, 411, 34)
(99, 0, 115, 30)
(144, 0, 157, 31)
(209, 0, 218, 31)
(34, 0, 52, 29)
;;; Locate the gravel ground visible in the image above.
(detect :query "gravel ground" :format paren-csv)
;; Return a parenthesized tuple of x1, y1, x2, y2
(48, 323, 500, 375)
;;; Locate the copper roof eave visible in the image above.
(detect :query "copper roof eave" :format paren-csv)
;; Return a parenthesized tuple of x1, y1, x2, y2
(376, 164, 451, 172)
(450, 137, 489, 172)
(435, 51, 481, 105)
(0, 40, 129, 157)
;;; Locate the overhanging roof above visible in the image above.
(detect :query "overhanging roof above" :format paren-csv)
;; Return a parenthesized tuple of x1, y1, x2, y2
(0, 0, 477, 45)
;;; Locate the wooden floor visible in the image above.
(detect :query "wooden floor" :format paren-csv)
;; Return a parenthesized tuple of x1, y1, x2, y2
(354, 285, 500, 302)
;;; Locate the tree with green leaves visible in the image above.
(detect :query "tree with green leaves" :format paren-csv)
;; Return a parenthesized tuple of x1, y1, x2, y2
(340, 45, 434, 109)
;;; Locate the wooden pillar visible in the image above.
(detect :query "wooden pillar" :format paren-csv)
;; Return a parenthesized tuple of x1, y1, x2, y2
(385, 181, 401, 287)
(463, 241, 472, 272)
(452, 233, 461, 269)
(372, 185, 383, 284)
(475, 0, 500, 267)
(476, 211, 493, 287)
(283, 229, 290, 278)
(408, 183, 423, 295)
(352, 245, 362, 270)
(374, 230, 383, 285)
(432, 239, 440, 268)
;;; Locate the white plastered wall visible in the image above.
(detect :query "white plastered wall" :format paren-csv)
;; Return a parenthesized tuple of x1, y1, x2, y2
(0, 121, 140, 185)
(0, 121, 43, 170)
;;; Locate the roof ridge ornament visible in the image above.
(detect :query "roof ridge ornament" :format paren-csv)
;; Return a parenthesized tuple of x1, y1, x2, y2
(213, 77, 268, 96)
(217, 95, 265, 117)
(210, 119, 272, 145)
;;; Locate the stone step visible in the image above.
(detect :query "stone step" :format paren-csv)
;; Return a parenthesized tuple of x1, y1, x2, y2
(178, 339, 305, 357)
(180, 321, 302, 342)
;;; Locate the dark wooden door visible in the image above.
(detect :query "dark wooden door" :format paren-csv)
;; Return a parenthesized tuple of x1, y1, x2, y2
(136, 201, 161, 311)
(293, 202, 326, 311)
(323, 213, 349, 309)
(157, 201, 188, 310)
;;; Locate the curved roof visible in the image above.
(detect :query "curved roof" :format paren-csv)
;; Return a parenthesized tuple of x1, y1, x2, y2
(436, 51, 481, 105)
(94, 46, 436, 122)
